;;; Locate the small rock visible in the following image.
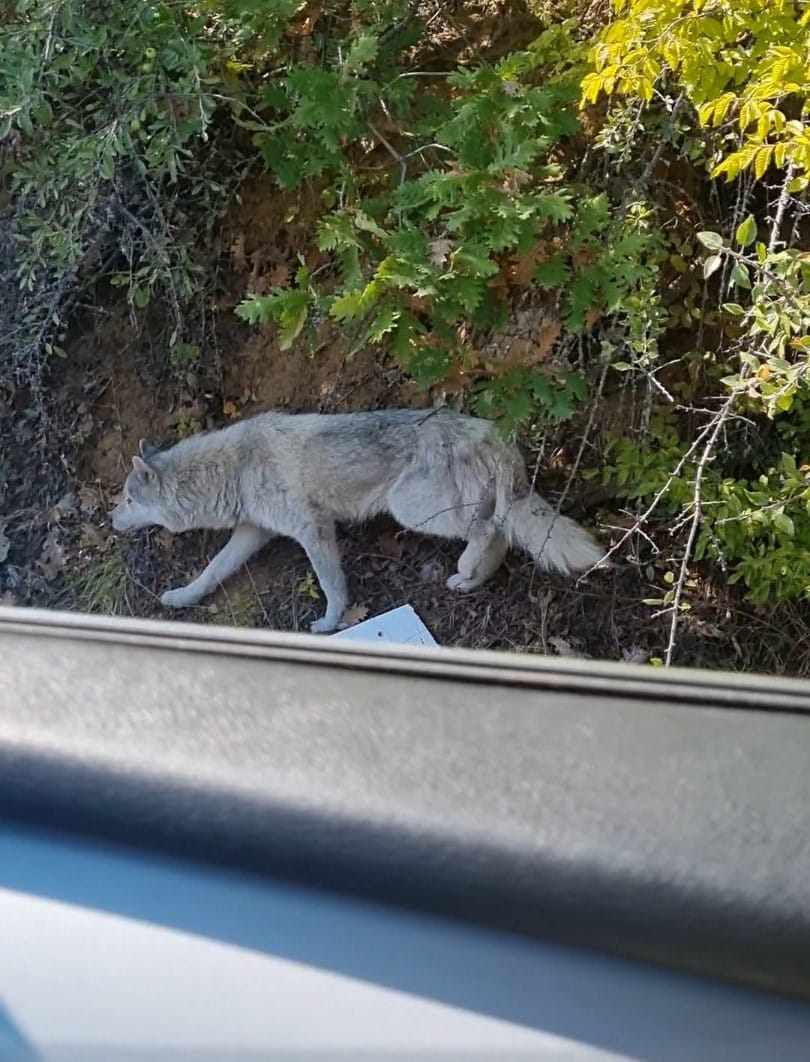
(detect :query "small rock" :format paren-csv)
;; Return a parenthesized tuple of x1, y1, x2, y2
(549, 635, 589, 659)
(419, 560, 444, 584)
(621, 646, 649, 665)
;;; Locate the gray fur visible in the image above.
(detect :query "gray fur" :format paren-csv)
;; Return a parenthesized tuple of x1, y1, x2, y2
(111, 408, 605, 633)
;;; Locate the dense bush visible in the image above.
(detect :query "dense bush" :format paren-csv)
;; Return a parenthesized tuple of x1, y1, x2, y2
(583, 0, 810, 616)
(234, 15, 660, 431)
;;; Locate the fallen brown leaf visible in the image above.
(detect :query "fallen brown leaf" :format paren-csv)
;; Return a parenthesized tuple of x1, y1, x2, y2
(621, 646, 649, 665)
(76, 412, 94, 437)
(78, 485, 101, 513)
(230, 233, 248, 273)
(549, 635, 589, 659)
(486, 270, 511, 295)
(508, 247, 543, 286)
(155, 529, 175, 551)
(434, 362, 471, 396)
(266, 264, 291, 289)
(500, 337, 533, 366)
(38, 531, 66, 580)
(377, 532, 404, 559)
(49, 491, 76, 523)
(572, 247, 599, 269)
(341, 603, 369, 627)
(583, 308, 602, 333)
(500, 168, 532, 194)
(533, 317, 562, 362)
(289, 10, 320, 36)
(419, 560, 444, 584)
(429, 238, 453, 268)
(80, 523, 112, 552)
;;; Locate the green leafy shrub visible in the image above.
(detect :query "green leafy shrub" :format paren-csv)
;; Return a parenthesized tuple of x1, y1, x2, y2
(581, 0, 810, 606)
(0, 0, 235, 382)
(582, 0, 810, 187)
(600, 425, 810, 604)
(3, 2, 663, 431)
(235, 14, 663, 428)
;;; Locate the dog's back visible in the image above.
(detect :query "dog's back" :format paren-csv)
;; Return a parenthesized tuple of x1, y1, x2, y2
(229, 408, 517, 526)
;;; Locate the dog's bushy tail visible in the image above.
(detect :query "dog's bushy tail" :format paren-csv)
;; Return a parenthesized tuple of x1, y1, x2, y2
(503, 492, 605, 576)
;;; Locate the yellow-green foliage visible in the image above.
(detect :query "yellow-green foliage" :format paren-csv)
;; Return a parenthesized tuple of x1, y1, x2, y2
(582, 0, 810, 187)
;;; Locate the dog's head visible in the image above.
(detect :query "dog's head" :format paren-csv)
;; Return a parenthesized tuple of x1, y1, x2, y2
(111, 439, 175, 533)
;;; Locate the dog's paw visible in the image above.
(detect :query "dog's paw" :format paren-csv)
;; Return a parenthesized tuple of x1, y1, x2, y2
(446, 573, 480, 592)
(310, 615, 339, 634)
(160, 587, 194, 609)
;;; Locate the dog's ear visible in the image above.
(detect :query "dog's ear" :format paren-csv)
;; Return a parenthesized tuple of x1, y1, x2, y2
(131, 454, 157, 483)
(138, 438, 159, 461)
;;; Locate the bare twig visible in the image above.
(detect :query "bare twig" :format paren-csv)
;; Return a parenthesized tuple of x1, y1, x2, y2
(367, 122, 408, 185)
(598, 418, 716, 566)
(561, 352, 611, 522)
(662, 385, 741, 665)
(768, 164, 796, 254)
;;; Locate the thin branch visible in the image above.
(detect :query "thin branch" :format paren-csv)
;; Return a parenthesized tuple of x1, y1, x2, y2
(598, 417, 715, 567)
(367, 122, 408, 185)
(769, 163, 796, 254)
(662, 385, 740, 666)
(359, 141, 453, 172)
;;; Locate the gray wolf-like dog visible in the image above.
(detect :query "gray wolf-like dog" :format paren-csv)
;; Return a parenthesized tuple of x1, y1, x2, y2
(111, 408, 604, 633)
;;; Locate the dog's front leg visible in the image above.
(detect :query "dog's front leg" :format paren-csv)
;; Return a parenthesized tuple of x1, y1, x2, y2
(161, 523, 273, 608)
(297, 521, 348, 634)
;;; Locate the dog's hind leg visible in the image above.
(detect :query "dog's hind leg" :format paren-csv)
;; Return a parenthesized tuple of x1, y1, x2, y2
(447, 521, 507, 592)
(160, 523, 272, 608)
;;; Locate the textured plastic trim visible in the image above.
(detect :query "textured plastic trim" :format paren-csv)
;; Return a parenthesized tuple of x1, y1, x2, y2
(2, 607, 810, 1001)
